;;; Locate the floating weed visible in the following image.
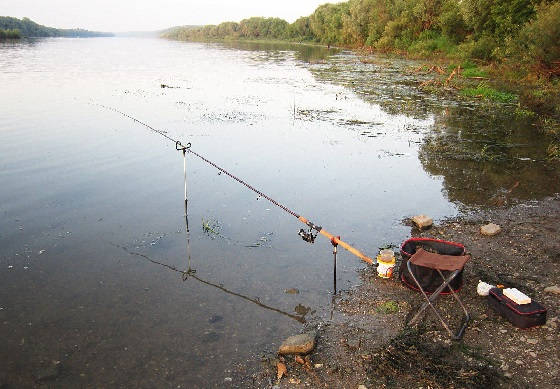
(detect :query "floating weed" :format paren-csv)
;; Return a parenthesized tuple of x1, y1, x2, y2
(461, 83, 517, 103)
(202, 218, 221, 236)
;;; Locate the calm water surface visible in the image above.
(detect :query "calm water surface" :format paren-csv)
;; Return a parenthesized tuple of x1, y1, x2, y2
(1, 38, 558, 387)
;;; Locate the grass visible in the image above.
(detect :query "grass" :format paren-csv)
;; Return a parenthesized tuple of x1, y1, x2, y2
(375, 300, 400, 314)
(461, 82, 517, 103)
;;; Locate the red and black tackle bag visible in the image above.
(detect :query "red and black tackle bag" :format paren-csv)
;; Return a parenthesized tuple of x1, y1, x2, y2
(488, 288, 547, 328)
(400, 238, 466, 294)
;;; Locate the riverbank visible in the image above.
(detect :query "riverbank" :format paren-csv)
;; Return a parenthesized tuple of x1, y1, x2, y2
(236, 196, 560, 388)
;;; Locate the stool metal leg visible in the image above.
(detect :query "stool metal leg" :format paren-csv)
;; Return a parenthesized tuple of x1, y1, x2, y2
(437, 269, 470, 340)
(406, 260, 469, 339)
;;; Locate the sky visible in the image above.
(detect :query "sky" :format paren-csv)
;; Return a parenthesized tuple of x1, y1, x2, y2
(2, 0, 336, 32)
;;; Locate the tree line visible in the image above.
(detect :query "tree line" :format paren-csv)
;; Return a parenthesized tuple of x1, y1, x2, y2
(162, 0, 560, 72)
(0, 16, 113, 38)
(0, 28, 22, 39)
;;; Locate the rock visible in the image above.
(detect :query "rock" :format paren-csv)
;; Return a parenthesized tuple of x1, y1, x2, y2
(544, 285, 560, 295)
(278, 331, 317, 355)
(526, 338, 538, 345)
(358, 385, 368, 389)
(504, 372, 513, 379)
(284, 288, 299, 294)
(35, 362, 61, 382)
(544, 244, 560, 263)
(412, 214, 433, 229)
(224, 377, 232, 382)
(481, 223, 501, 236)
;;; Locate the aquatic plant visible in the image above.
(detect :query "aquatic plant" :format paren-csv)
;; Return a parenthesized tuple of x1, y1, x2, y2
(461, 82, 517, 103)
(202, 217, 221, 236)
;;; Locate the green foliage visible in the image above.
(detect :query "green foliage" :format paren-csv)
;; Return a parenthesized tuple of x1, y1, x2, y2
(0, 28, 21, 39)
(162, 0, 557, 80)
(0, 16, 112, 38)
(461, 82, 517, 102)
(514, 1, 560, 69)
(408, 30, 457, 55)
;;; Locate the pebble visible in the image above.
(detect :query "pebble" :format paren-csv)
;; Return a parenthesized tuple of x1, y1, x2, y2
(500, 329, 507, 334)
(278, 331, 317, 355)
(35, 362, 61, 382)
(544, 285, 560, 295)
(224, 377, 232, 382)
(314, 363, 323, 368)
(412, 214, 433, 229)
(504, 372, 513, 379)
(481, 223, 501, 236)
(358, 385, 368, 389)
(526, 338, 538, 345)
(529, 352, 537, 357)
(284, 288, 299, 294)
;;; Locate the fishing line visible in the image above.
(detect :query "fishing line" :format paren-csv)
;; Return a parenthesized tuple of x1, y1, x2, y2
(95, 103, 377, 266)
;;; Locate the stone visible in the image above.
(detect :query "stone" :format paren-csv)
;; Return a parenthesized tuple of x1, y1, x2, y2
(526, 338, 538, 345)
(481, 223, 501, 236)
(284, 288, 299, 294)
(35, 362, 61, 382)
(358, 385, 368, 389)
(544, 285, 560, 295)
(412, 214, 433, 230)
(278, 331, 317, 355)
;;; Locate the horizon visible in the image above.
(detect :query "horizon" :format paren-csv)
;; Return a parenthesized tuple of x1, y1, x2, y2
(1, 1, 336, 33)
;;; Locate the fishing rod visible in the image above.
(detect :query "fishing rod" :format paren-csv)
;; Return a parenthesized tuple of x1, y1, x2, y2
(96, 104, 376, 266)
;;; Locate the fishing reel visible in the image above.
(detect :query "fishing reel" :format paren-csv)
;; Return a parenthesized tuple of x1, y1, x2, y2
(298, 228, 318, 244)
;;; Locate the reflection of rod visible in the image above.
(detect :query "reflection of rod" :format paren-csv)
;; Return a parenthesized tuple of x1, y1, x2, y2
(114, 244, 306, 323)
(97, 104, 376, 267)
(187, 273, 306, 324)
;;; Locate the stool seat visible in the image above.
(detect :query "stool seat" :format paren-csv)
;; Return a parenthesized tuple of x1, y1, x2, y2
(410, 248, 471, 271)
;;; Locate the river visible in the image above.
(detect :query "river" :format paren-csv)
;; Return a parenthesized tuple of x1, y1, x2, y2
(0, 37, 558, 387)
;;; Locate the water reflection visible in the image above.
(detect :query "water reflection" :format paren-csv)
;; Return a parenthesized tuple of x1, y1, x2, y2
(419, 106, 560, 207)
(303, 50, 560, 207)
(115, 244, 309, 324)
(216, 40, 340, 63)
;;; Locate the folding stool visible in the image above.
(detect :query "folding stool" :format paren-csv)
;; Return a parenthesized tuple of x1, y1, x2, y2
(406, 248, 471, 340)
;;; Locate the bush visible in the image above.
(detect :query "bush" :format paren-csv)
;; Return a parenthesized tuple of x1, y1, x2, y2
(459, 34, 498, 61)
(516, 1, 560, 71)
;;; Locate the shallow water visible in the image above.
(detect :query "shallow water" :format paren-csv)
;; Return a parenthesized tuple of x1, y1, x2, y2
(0, 38, 557, 387)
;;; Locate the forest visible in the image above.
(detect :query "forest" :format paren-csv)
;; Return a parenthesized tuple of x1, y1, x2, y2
(0, 28, 21, 39)
(162, 0, 560, 77)
(0, 16, 113, 38)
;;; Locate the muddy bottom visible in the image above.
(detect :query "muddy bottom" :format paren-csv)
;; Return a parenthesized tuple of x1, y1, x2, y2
(240, 196, 560, 388)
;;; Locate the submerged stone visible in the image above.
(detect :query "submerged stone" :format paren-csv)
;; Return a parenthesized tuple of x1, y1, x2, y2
(278, 331, 316, 355)
(481, 223, 501, 236)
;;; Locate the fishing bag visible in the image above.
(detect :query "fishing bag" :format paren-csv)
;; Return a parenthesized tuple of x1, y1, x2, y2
(400, 238, 466, 294)
(487, 288, 547, 328)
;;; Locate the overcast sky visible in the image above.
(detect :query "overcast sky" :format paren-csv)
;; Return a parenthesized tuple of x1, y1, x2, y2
(2, 1, 335, 32)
